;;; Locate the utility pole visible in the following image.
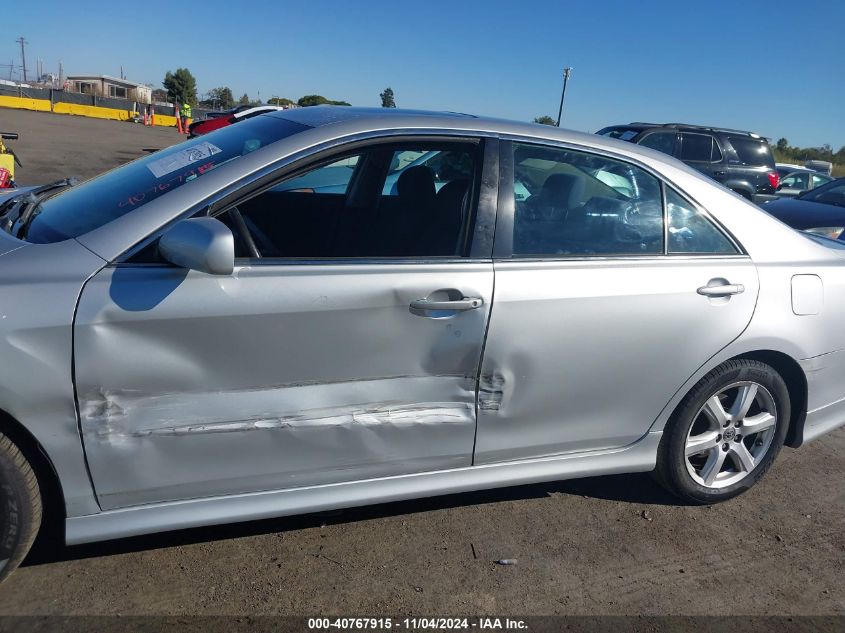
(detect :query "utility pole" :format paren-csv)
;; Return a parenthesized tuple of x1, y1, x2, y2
(555, 67, 573, 127)
(16, 36, 28, 83)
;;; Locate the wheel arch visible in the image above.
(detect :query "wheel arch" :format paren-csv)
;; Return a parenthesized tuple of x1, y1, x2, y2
(729, 350, 807, 448)
(0, 408, 66, 535)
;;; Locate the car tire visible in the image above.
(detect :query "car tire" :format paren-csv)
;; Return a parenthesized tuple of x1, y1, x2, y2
(0, 432, 42, 583)
(655, 359, 790, 504)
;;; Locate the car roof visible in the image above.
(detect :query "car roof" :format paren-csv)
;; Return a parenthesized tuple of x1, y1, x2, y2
(616, 122, 764, 139)
(267, 106, 656, 157)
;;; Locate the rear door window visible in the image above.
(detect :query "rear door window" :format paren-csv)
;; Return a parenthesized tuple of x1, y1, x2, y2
(680, 133, 713, 162)
(667, 188, 739, 254)
(509, 142, 664, 257)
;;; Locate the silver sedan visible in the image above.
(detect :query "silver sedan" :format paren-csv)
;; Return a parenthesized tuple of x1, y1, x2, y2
(0, 107, 843, 582)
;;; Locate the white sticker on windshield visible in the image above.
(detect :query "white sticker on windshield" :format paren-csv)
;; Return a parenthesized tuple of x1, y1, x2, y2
(147, 142, 222, 179)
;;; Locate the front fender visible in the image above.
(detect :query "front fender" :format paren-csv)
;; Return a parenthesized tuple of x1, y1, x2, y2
(0, 239, 106, 516)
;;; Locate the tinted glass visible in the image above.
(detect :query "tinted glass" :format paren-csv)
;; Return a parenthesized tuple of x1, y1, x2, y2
(812, 174, 832, 187)
(273, 156, 360, 194)
(638, 132, 676, 156)
(680, 133, 713, 162)
(24, 116, 309, 244)
(667, 188, 738, 254)
(383, 149, 475, 195)
(217, 142, 479, 259)
(729, 137, 775, 167)
(511, 143, 663, 256)
(596, 127, 640, 141)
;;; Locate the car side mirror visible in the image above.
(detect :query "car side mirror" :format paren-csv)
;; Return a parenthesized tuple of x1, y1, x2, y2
(158, 217, 234, 275)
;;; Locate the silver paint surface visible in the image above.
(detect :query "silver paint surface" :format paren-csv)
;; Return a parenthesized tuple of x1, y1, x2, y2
(74, 262, 492, 508)
(0, 108, 840, 542)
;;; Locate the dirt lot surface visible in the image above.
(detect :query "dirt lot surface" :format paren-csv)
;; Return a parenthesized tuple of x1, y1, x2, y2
(0, 108, 842, 618)
(1, 108, 182, 185)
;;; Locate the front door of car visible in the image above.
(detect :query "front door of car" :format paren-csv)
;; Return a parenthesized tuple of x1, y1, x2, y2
(74, 136, 497, 510)
(474, 140, 758, 463)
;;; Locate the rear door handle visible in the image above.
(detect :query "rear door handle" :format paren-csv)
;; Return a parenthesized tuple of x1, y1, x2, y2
(697, 281, 745, 297)
(410, 297, 483, 312)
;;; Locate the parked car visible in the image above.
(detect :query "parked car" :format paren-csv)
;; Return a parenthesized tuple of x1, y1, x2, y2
(202, 104, 256, 120)
(0, 108, 844, 583)
(764, 177, 845, 239)
(804, 160, 833, 176)
(772, 167, 834, 199)
(187, 105, 285, 138)
(596, 123, 780, 204)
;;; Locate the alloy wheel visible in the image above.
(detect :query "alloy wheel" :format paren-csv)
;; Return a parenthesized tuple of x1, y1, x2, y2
(684, 381, 778, 489)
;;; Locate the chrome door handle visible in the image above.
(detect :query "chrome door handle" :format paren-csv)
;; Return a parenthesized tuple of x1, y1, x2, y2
(410, 297, 483, 312)
(697, 282, 745, 297)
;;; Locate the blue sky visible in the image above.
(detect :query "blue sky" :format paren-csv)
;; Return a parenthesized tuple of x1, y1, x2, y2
(8, 0, 845, 148)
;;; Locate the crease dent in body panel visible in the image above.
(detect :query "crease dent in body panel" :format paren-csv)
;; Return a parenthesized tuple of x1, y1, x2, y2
(479, 373, 505, 411)
(78, 375, 477, 440)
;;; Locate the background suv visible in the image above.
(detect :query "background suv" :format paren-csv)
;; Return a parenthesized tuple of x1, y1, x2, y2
(596, 123, 779, 204)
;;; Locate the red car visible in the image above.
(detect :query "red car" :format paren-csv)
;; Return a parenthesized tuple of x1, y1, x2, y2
(187, 105, 286, 138)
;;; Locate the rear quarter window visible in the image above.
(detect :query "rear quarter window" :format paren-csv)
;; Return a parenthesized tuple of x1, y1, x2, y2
(729, 137, 775, 168)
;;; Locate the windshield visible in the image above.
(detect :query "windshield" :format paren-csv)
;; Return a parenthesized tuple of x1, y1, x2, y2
(596, 126, 641, 141)
(22, 115, 309, 244)
(798, 179, 845, 208)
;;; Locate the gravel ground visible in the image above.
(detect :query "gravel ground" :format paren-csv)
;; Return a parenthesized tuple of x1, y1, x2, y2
(0, 108, 842, 618)
(1, 108, 182, 185)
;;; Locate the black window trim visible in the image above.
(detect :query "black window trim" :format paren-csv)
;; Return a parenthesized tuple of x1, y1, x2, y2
(494, 134, 747, 261)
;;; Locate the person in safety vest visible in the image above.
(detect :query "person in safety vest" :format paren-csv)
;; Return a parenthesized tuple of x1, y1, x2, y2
(180, 102, 192, 132)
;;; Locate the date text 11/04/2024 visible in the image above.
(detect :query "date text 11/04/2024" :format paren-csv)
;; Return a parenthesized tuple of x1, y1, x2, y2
(307, 618, 529, 630)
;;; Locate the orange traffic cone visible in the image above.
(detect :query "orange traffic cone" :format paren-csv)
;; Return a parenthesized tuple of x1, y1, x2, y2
(176, 104, 184, 134)
(150, 106, 155, 127)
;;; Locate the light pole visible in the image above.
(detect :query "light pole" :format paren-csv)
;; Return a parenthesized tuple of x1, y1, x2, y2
(555, 67, 573, 127)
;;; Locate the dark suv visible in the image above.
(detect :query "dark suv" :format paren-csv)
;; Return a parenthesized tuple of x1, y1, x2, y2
(596, 123, 779, 204)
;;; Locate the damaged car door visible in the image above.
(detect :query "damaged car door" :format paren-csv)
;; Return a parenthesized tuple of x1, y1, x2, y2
(73, 136, 497, 510)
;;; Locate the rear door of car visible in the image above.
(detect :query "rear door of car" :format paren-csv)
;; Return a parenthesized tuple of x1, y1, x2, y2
(73, 134, 498, 510)
(473, 138, 759, 463)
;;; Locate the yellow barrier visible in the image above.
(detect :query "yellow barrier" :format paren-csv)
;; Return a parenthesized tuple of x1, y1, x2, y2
(0, 95, 181, 128)
(153, 114, 179, 128)
(52, 102, 134, 121)
(0, 95, 51, 112)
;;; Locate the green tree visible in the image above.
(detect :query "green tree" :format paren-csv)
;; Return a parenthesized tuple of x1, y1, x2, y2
(776, 137, 789, 152)
(297, 94, 351, 107)
(268, 96, 295, 106)
(162, 68, 198, 105)
(201, 86, 234, 110)
(380, 87, 396, 108)
(238, 93, 250, 105)
(534, 115, 556, 126)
